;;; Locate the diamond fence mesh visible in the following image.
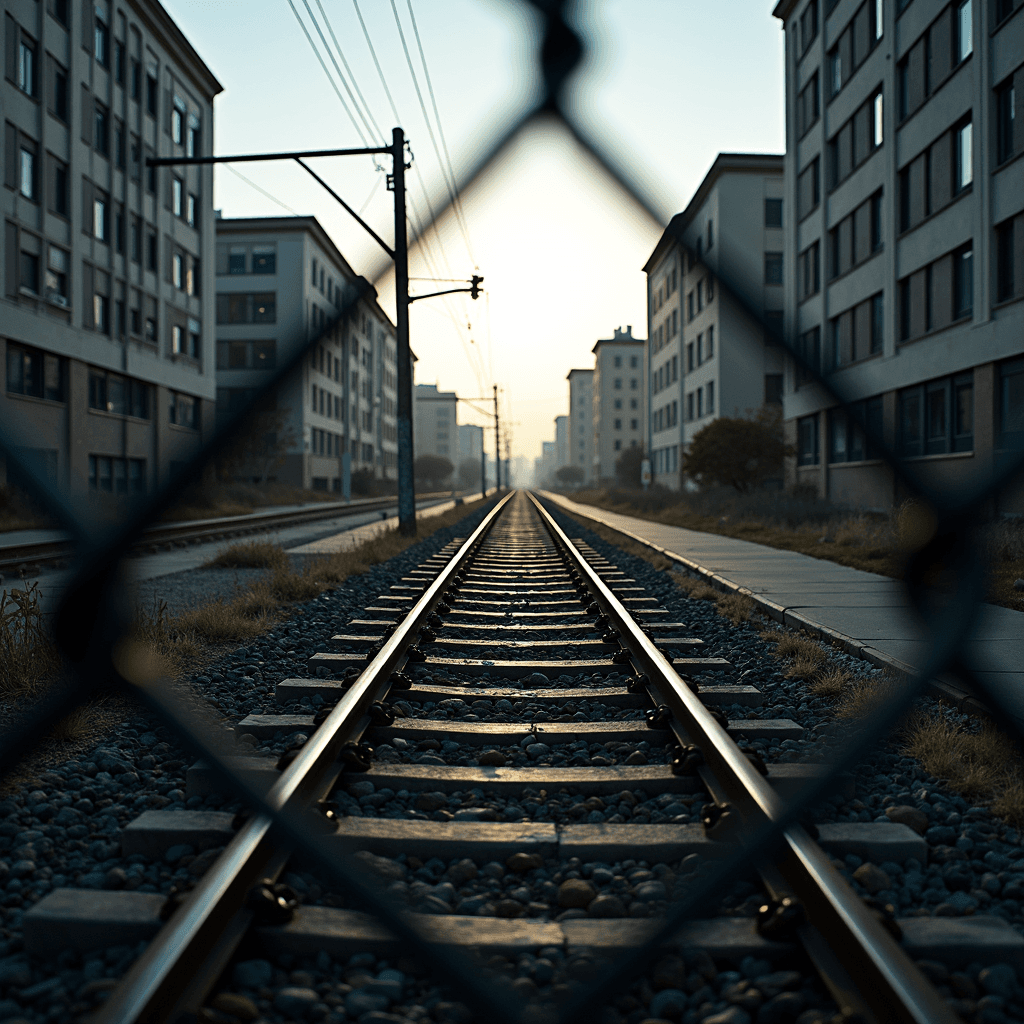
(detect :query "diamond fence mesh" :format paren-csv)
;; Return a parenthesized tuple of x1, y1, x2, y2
(1, 2, 1022, 1022)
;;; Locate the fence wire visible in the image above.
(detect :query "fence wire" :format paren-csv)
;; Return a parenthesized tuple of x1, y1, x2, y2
(1, 1, 1022, 1022)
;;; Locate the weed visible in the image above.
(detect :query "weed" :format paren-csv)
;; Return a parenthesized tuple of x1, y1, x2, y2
(0, 583, 62, 699)
(809, 666, 854, 699)
(834, 671, 906, 721)
(206, 541, 289, 572)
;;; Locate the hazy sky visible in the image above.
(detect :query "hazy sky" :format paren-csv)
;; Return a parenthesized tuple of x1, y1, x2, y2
(163, 0, 785, 459)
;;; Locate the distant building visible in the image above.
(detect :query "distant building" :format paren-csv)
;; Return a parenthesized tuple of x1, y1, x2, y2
(1, 0, 222, 499)
(643, 154, 785, 490)
(214, 216, 398, 491)
(534, 439, 556, 486)
(458, 422, 483, 466)
(567, 368, 594, 483)
(554, 415, 568, 473)
(414, 384, 457, 461)
(592, 326, 646, 483)
(773, 0, 1024, 508)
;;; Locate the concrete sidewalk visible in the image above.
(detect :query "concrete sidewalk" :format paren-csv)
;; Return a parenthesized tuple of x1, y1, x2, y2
(542, 492, 1024, 728)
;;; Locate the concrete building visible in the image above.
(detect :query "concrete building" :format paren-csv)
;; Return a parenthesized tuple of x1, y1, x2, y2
(554, 414, 568, 472)
(414, 384, 457, 461)
(534, 439, 556, 487)
(643, 154, 786, 489)
(592, 326, 646, 483)
(566, 367, 594, 483)
(457, 422, 483, 466)
(2, 0, 221, 501)
(565, 366, 598, 481)
(214, 216, 398, 492)
(773, 0, 1024, 508)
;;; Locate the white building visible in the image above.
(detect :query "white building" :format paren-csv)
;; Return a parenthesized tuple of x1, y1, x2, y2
(592, 326, 646, 483)
(643, 154, 785, 489)
(566, 367, 594, 483)
(2, 0, 221, 499)
(554, 414, 568, 471)
(214, 216, 398, 491)
(458, 422, 483, 465)
(413, 384, 457, 461)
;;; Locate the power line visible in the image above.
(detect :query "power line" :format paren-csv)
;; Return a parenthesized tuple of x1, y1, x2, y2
(389, 0, 476, 267)
(284, 0, 369, 147)
(312, 0, 387, 146)
(405, 0, 476, 267)
(351, 0, 402, 125)
(224, 164, 301, 215)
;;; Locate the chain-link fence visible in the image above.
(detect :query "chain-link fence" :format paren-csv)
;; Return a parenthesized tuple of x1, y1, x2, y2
(2, 2, 1022, 1022)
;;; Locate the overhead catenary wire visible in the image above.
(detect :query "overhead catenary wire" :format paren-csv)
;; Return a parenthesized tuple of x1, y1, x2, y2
(388, 0, 476, 267)
(224, 164, 302, 215)
(404, 0, 476, 268)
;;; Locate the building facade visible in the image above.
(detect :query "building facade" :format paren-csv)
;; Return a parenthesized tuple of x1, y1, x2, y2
(644, 154, 786, 490)
(2, 0, 221, 501)
(566, 367, 594, 483)
(592, 326, 645, 483)
(457, 422, 483, 467)
(214, 216, 398, 492)
(554, 414, 568, 472)
(774, 0, 1024, 508)
(413, 383, 457, 462)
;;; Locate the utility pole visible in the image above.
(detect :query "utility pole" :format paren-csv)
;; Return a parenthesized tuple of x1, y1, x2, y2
(493, 385, 501, 491)
(481, 448, 487, 499)
(391, 127, 415, 535)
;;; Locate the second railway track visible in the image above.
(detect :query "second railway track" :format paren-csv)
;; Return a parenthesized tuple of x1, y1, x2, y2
(16, 491, 1021, 1024)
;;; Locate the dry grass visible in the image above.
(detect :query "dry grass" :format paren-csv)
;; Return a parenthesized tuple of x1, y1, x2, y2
(671, 572, 755, 624)
(206, 540, 289, 572)
(904, 714, 1024, 819)
(0, 583, 63, 700)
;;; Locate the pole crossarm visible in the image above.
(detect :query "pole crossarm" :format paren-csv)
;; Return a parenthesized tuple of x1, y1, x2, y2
(144, 145, 391, 167)
(408, 286, 475, 303)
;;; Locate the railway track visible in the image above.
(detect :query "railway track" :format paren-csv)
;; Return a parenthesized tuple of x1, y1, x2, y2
(0, 491, 456, 575)
(19, 491, 1016, 1023)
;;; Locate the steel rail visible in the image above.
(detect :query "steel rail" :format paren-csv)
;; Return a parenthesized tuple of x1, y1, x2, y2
(0, 492, 457, 573)
(98, 491, 515, 1024)
(527, 491, 956, 1024)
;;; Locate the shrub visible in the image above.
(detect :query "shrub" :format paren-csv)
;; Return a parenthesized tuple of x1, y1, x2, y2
(682, 407, 792, 492)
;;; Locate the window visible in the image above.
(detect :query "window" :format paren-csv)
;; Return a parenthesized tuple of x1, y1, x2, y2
(147, 231, 158, 272)
(88, 370, 151, 418)
(50, 0, 69, 26)
(797, 158, 820, 219)
(93, 195, 107, 241)
(707, 380, 715, 414)
(186, 194, 196, 227)
(953, 245, 972, 319)
(765, 198, 783, 227)
(614, 418, 621, 430)
(871, 293, 884, 353)
(252, 246, 275, 273)
(19, 250, 39, 294)
(94, 102, 109, 156)
(955, 0, 972, 63)
(19, 146, 36, 200)
(799, 0, 818, 54)
(114, 206, 125, 253)
(216, 292, 277, 324)
(87, 456, 146, 494)
(796, 326, 821, 384)
(130, 218, 141, 262)
(171, 98, 184, 145)
(765, 252, 784, 285)
(873, 92, 883, 147)
(955, 122, 972, 193)
(113, 120, 125, 169)
(114, 39, 125, 84)
(707, 220, 714, 250)
(799, 242, 820, 300)
(829, 47, 842, 97)
(170, 252, 182, 289)
(146, 70, 158, 118)
(899, 374, 973, 455)
(51, 61, 68, 122)
(172, 177, 183, 217)
(130, 58, 140, 99)
(169, 392, 198, 429)
(94, 12, 109, 65)
(228, 247, 246, 274)
(686, 392, 694, 421)
(687, 291, 694, 321)
(997, 79, 1016, 166)
(187, 116, 200, 158)
(797, 414, 820, 465)
(129, 135, 141, 182)
(870, 192, 883, 251)
(18, 36, 36, 96)
(45, 245, 68, 304)
(875, 0, 884, 38)
(798, 72, 820, 136)
(7, 343, 64, 401)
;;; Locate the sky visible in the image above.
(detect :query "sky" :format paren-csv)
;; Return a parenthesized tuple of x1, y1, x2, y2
(163, 0, 786, 460)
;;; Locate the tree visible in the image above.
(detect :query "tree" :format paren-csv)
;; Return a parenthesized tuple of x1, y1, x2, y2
(614, 444, 646, 488)
(457, 458, 480, 490)
(414, 454, 454, 490)
(682, 406, 792, 492)
(556, 465, 585, 486)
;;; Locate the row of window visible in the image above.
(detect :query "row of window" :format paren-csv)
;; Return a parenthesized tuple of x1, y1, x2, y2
(653, 446, 679, 476)
(827, 0, 884, 102)
(216, 339, 276, 371)
(686, 326, 715, 371)
(88, 369, 151, 419)
(216, 293, 276, 325)
(216, 245, 276, 276)
(651, 263, 678, 315)
(653, 402, 678, 434)
(611, 417, 640, 431)
(686, 382, 715, 422)
(652, 355, 678, 395)
(652, 309, 679, 353)
(88, 456, 146, 494)
(898, 121, 973, 234)
(898, 244, 973, 342)
(686, 275, 715, 320)
(310, 429, 344, 458)
(827, 88, 884, 191)
(830, 191, 883, 282)
(611, 354, 640, 369)
(896, 0, 973, 124)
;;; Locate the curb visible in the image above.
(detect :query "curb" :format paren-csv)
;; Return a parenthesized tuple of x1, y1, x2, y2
(543, 494, 994, 722)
